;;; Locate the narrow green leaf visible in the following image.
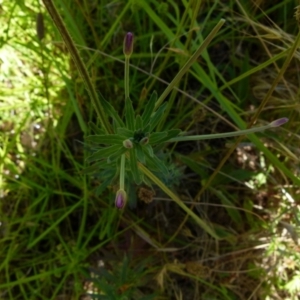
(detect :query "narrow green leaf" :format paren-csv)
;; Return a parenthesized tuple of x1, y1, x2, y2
(142, 90, 157, 127)
(107, 147, 127, 163)
(144, 157, 161, 172)
(87, 145, 121, 162)
(88, 122, 105, 135)
(135, 145, 146, 164)
(125, 97, 135, 130)
(135, 114, 143, 130)
(82, 163, 101, 174)
(143, 123, 151, 134)
(84, 160, 114, 174)
(142, 175, 153, 188)
(179, 154, 208, 178)
(85, 134, 125, 145)
(166, 129, 181, 139)
(27, 200, 83, 249)
(95, 175, 116, 196)
(149, 102, 167, 132)
(143, 144, 154, 157)
(129, 148, 142, 184)
(112, 118, 118, 132)
(149, 129, 181, 145)
(101, 98, 125, 127)
(145, 152, 169, 175)
(117, 127, 134, 138)
(149, 132, 167, 145)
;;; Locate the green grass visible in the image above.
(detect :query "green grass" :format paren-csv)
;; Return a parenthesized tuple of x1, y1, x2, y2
(1, 0, 300, 299)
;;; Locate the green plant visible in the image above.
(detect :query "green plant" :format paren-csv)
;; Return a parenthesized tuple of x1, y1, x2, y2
(42, 0, 289, 240)
(2, 0, 300, 298)
(86, 256, 156, 300)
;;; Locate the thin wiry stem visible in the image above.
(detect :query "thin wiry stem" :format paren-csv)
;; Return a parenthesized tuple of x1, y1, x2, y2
(154, 18, 225, 110)
(195, 30, 300, 201)
(169, 118, 288, 142)
(124, 57, 130, 99)
(120, 154, 125, 190)
(42, 0, 112, 134)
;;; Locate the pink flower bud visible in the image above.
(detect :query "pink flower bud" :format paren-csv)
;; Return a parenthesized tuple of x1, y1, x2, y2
(115, 189, 127, 209)
(270, 118, 289, 127)
(123, 32, 134, 57)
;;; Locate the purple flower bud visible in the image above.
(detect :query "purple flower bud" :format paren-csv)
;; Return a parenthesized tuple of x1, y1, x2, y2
(115, 189, 127, 209)
(270, 118, 289, 127)
(123, 32, 134, 57)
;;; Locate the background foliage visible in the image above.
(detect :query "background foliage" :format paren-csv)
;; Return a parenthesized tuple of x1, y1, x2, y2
(0, 0, 300, 299)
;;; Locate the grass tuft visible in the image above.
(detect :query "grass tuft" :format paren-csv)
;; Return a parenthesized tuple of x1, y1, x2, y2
(0, 0, 299, 299)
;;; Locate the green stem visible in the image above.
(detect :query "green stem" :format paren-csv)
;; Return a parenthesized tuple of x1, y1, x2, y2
(194, 30, 300, 201)
(42, 0, 112, 134)
(169, 123, 274, 142)
(120, 154, 125, 190)
(155, 18, 225, 110)
(138, 163, 219, 239)
(125, 57, 130, 99)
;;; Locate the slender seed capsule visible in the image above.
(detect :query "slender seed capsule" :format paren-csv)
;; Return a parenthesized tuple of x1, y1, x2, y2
(270, 118, 289, 127)
(115, 189, 127, 209)
(123, 32, 134, 58)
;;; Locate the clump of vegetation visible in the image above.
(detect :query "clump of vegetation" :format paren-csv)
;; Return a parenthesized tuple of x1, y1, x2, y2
(0, 0, 299, 299)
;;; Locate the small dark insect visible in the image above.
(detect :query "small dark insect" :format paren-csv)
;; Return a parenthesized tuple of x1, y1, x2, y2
(36, 12, 45, 41)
